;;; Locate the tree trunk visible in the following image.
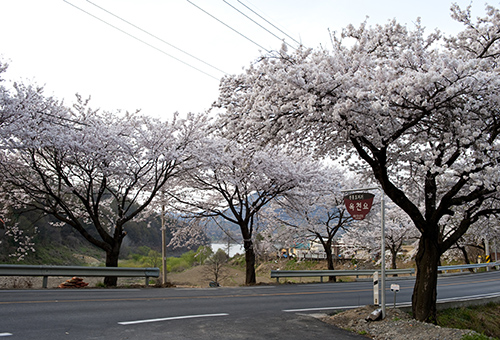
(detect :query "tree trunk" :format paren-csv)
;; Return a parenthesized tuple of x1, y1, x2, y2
(325, 247, 336, 282)
(244, 239, 256, 285)
(457, 245, 474, 273)
(412, 234, 440, 323)
(391, 249, 398, 269)
(104, 243, 121, 287)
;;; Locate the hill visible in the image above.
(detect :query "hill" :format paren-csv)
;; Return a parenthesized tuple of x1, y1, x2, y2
(0, 209, 206, 265)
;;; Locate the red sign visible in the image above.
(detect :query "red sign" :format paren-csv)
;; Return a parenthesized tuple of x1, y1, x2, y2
(343, 193, 375, 220)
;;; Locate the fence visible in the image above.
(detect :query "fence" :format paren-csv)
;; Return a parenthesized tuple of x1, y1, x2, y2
(0, 264, 160, 288)
(438, 262, 499, 273)
(270, 262, 500, 283)
(270, 268, 415, 283)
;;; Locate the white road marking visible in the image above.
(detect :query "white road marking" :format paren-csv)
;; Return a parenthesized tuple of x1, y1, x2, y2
(284, 293, 500, 313)
(438, 293, 500, 302)
(0, 333, 13, 337)
(283, 305, 362, 312)
(118, 313, 229, 325)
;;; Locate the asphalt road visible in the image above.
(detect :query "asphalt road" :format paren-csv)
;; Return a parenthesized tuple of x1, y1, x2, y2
(1, 271, 500, 339)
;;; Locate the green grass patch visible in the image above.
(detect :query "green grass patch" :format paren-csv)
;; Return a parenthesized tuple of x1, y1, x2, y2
(119, 246, 212, 273)
(282, 258, 318, 270)
(437, 302, 500, 339)
(25, 244, 88, 266)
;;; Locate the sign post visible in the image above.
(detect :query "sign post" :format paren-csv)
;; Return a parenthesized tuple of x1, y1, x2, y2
(342, 186, 386, 318)
(391, 284, 400, 308)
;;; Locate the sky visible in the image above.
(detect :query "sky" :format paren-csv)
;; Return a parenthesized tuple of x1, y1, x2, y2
(0, 0, 494, 121)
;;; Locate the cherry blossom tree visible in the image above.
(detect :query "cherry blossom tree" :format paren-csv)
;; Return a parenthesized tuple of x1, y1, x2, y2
(341, 201, 417, 269)
(0, 61, 40, 261)
(266, 166, 356, 281)
(443, 214, 500, 265)
(167, 217, 211, 251)
(215, 5, 500, 322)
(0, 77, 204, 285)
(171, 137, 323, 284)
(384, 213, 417, 270)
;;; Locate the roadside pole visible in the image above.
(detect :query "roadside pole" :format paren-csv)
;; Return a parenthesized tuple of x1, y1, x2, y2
(485, 237, 490, 272)
(380, 192, 386, 317)
(161, 203, 167, 285)
(495, 238, 498, 262)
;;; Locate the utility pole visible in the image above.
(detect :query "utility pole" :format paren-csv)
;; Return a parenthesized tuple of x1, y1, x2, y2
(161, 202, 167, 285)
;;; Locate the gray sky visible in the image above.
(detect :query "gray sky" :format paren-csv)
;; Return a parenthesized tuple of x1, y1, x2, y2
(0, 0, 491, 120)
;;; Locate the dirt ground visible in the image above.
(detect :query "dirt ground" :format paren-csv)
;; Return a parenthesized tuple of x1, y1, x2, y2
(166, 265, 276, 287)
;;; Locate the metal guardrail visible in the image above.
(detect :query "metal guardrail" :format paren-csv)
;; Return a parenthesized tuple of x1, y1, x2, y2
(438, 262, 499, 273)
(270, 262, 500, 283)
(270, 268, 415, 283)
(0, 264, 160, 288)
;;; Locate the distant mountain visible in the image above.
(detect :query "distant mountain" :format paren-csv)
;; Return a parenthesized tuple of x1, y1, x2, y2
(0, 209, 205, 265)
(201, 198, 347, 244)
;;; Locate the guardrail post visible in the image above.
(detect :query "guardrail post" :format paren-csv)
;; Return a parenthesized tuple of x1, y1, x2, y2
(43, 276, 48, 289)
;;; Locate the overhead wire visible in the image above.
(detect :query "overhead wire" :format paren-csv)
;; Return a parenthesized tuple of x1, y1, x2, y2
(85, 0, 229, 76)
(63, 0, 221, 81)
(222, 0, 297, 50)
(237, 0, 302, 47)
(186, 0, 271, 53)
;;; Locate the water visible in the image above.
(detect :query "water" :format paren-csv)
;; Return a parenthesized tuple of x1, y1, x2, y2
(211, 243, 245, 257)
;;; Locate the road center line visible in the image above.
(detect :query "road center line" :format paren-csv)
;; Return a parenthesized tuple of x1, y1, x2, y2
(118, 313, 229, 325)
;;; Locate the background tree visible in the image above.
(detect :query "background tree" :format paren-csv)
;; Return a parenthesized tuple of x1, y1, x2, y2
(0, 80, 204, 285)
(171, 137, 322, 284)
(384, 215, 416, 270)
(443, 214, 500, 266)
(267, 167, 355, 282)
(215, 5, 500, 322)
(167, 218, 211, 251)
(341, 202, 417, 270)
(203, 248, 229, 285)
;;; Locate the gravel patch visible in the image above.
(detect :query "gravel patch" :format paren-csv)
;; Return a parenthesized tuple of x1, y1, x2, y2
(323, 305, 482, 340)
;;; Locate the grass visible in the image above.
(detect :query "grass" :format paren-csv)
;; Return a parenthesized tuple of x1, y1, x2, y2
(119, 246, 214, 273)
(437, 302, 500, 339)
(27, 244, 89, 266)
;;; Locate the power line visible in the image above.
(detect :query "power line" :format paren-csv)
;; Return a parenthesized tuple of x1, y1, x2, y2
(86, 0, 229, 76)
(63, 0, 221, 81)
(237, 0, 302, 46)
(222, 0, 297, 50)
(186, 0, 271, 53)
